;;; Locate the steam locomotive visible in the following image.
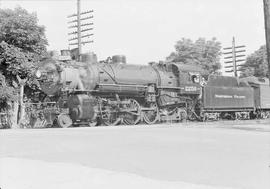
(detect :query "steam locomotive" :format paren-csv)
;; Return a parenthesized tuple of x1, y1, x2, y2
(25, 52, 270, 128)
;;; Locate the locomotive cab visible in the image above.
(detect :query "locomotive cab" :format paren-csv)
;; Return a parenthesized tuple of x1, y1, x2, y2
(168, 63, 203, 95)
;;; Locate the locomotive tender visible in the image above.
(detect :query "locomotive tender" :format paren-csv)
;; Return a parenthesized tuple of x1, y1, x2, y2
(28, 52, 270, 128)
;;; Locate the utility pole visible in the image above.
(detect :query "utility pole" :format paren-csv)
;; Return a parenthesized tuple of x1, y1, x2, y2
(231, 37, 237, 77)
(263, 0, 270, 85)
(223, 37, 246, 77)
(68, 0, 94, 61)
(77, 0, 82, 59)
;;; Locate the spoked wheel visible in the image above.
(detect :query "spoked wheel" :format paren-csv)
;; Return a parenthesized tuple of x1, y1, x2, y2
(102, 109, 121, 126)
(259, 111, 270, 119)
(122, 99, 141, 125)
(57, 113, 73, 128)
(174, 108, 187, 122)
(30, 112, 50, 128)
(266, 111, 270, 119)
(143, 103, 159, 124)
(33, 118, 48, 128)
(179, 108, 188, 122)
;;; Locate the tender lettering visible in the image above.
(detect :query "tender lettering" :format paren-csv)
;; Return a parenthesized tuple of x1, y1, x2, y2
(214, 94, 246, 99)
(215, 94, 233, 98)
(234, 95, 246, 99)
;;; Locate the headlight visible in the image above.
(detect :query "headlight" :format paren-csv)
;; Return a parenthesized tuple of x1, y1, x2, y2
(35, 70, 42, 79)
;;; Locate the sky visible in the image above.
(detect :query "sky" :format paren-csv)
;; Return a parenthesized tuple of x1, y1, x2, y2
(0, 0, 267, 74)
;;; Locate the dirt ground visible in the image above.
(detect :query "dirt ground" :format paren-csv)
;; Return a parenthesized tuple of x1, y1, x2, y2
(0, 120, 270, 189)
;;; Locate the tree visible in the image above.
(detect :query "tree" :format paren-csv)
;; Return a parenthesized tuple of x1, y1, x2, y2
(240, 45, 269, 78)
(0, 73, 17, 110)
(0, 7, 47, 55)
(0, 7, 48, 127)
(167, 38, 222, 75)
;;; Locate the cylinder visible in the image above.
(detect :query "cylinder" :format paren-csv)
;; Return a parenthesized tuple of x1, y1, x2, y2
(68, 94, 95, 121)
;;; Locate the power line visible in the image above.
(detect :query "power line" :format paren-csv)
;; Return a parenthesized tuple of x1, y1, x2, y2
(223, 37, 246, 77)
(67, 0, 94, 61)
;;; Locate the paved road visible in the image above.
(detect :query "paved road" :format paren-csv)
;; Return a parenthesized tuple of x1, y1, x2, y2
(1, 120, 270, 188)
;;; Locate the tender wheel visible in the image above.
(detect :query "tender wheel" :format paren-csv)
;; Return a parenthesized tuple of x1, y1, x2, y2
(266, 111, 270, 119)
(57, 113, 73, 128)
(122, 99, 141, 125)
(143, 103, 159, 124)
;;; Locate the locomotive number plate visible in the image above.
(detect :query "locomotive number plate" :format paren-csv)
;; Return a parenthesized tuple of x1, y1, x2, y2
(185, 86, 198, 92)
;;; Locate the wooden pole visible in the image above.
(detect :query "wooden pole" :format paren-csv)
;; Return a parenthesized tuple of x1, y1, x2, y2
(16, 75, 27, 128)
(232, 37, 237, 77)
(263, 0, 270, 84)
(77, 0, 82, 61)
